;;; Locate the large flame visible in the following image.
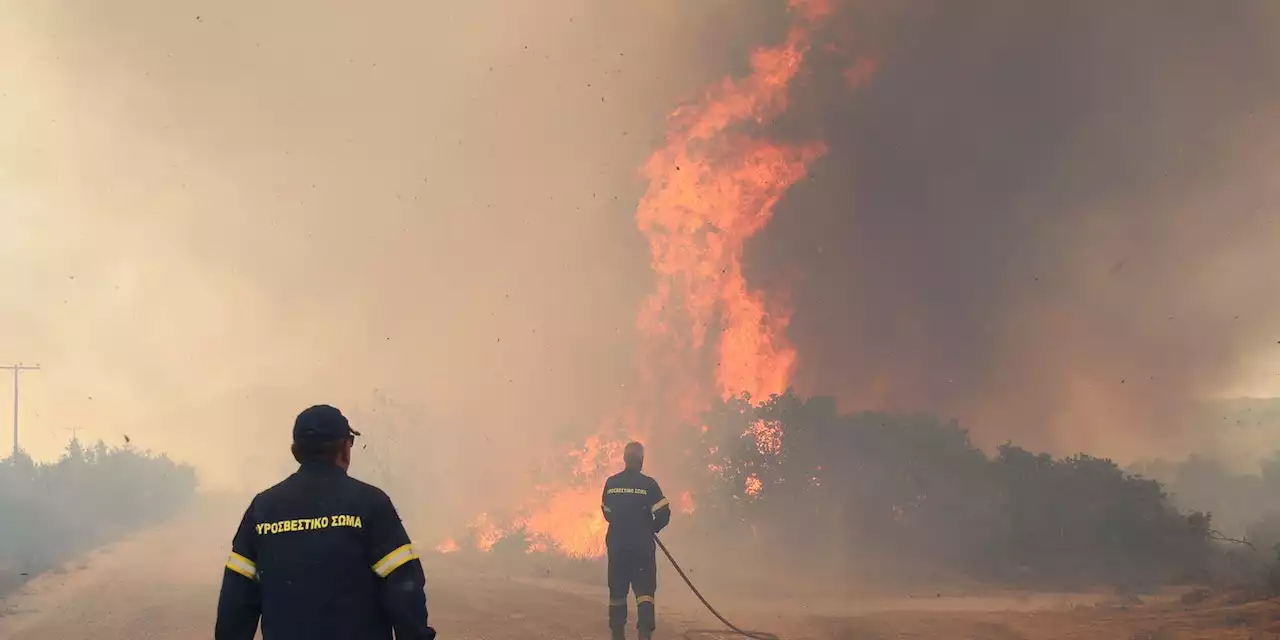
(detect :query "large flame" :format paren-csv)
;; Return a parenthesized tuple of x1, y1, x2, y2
(636, 1, 830, 404)
(448, 0, 831, 559)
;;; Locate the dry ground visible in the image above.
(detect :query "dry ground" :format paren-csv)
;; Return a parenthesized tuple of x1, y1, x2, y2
(3, 499, 1280, 640)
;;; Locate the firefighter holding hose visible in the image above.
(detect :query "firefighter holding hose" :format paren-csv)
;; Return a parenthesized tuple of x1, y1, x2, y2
(602, 441, 672, 640)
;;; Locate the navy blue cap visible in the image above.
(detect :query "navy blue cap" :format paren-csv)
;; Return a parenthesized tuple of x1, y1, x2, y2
(293, 405, 361, 444)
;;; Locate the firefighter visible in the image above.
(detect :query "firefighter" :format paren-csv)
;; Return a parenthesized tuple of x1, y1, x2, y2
(601, 441, 672, 640)
(214, 404, 437, 640)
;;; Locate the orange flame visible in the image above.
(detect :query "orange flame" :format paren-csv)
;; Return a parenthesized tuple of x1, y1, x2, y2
(435, 537, 460, 554)
(517, 484, 611, 558)
(748, 419, 784, 456)
(636, 2, 829, 405)
(469, 513, 504, 552)
(515, 426, 629, 557)
(463, 0, 831, 559)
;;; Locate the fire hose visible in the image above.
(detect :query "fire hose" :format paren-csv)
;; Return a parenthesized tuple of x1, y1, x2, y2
(654, 534, 781, 640)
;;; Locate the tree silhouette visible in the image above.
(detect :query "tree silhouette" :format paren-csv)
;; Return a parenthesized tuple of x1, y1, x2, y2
(671, 391, 1211, 588)
(0, 438, 195, 596)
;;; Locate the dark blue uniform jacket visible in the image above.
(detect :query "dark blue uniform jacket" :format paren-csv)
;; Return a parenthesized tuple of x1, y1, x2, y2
(215, 462, 436, 640)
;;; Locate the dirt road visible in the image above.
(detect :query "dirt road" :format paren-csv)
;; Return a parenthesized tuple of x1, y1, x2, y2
(4, 499, 1280, 639)
(0, 498, 717, 640)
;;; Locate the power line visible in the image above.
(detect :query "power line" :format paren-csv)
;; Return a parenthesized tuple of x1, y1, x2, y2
(2, 364, 41, 460)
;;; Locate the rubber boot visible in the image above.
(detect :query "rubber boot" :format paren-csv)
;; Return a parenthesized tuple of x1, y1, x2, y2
(612, 630, 626, 640)
(638, 631, 652, 640)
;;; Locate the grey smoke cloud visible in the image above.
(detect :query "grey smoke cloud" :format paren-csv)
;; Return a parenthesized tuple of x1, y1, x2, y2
(753, 0, 1280, 460)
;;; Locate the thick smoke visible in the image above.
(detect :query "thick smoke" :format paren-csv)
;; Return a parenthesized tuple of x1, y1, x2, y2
(744, 0, 1280, 459)
(6, 0, 1279, 541)
(0, 0, 813, 525)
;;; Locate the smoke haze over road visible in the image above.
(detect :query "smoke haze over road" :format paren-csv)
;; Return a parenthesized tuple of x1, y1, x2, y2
(3, 0, 1280, 529)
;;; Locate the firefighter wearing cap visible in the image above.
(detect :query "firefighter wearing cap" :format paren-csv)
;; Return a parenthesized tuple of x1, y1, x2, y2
(601, 441, 671, 640)
(215, 405, 437, 640)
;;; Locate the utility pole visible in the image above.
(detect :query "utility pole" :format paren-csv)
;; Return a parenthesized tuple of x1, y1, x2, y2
(2, 363, 40, 460)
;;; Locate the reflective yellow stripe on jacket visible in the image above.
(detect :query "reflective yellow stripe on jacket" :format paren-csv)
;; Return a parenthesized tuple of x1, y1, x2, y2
(372, 543, 419, 578)
(226, 552, 258, 580)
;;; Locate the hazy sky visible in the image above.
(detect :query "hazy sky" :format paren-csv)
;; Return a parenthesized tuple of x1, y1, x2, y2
(0, 0, 774, 489)
(3, 0, 1280, 508)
